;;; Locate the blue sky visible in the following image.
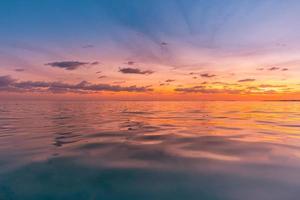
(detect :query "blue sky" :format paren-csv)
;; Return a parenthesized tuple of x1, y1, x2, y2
(2, 0, 300, 45)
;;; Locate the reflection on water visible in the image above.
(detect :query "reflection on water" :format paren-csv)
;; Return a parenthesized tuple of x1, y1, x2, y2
(0, 101, 300, 200)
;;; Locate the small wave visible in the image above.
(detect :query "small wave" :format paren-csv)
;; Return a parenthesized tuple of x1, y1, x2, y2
(120, 121, 161, 132)
(255, 120, 277, 124)
(188, 110, 208, 114)
(137, 134, 169, 141)
(85, 131, 125, 138)
(278, 124, 300, 128)
(53, 139, 80, 147)
(78, 142, 119, 150)
(215, 126, 243, 131)
(121, 111, 153, 115)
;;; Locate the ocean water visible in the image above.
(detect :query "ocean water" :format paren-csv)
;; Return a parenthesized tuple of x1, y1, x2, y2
(0, 101, 300, 200)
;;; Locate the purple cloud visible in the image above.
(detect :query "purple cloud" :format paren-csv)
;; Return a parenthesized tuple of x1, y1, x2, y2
(15, 68, 25, 72)
(0, 75, 16, 87)
(0, 75, 152, 93)
(119, 67, 154, 75)
(126, 61, 135, 65)
(45, 61, 99, 70)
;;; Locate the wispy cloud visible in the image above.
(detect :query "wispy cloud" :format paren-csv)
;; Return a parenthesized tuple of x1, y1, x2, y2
(126, 61, 135, 65)
(14, 68, 25, 72)
(200, 73, 216, 78)
(165, 79, 175, 82)
(119, 67, 154, 75)
(259, 84, 287, 88)
(238, 78, 256, 82)
(259, 67, 289, 72)
(175, 85, 241, 94)
(97, 75, 107, 79)
(90, 61, 99, 65)
(113, 81, 126, 84)
(268, 67, 280, 71)
(211, 81, 239, 86)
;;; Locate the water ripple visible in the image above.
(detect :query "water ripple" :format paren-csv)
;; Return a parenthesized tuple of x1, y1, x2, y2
(1, 101, 300, 199)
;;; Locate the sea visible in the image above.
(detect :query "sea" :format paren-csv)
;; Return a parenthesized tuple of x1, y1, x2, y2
(0, 101, 300, 200)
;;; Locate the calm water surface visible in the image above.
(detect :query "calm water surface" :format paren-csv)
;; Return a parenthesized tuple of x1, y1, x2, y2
(0, 101, 300, 200)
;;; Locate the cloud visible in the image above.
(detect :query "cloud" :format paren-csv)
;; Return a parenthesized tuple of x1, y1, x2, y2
(200, 73, 216, 78)
(15, 68, 25, 72)
(259, 67, 289, 71)
(0, 75, 16, 87)
(175, 86, 241, 94)
(247, 86, 260, 90)
(262, 67, 288, 71)
(126, 61, 135, 65)
(113, 81, 126, 84)
(165, 79, 175, 82)
(238, 78, 256, 82)
(259, 84, 287, 88)
(160, 42, 168, 46)
(0, 75, 152, 93)
(211, 82, 240, 86)
(90, 61, 99, 65)
(119, 67, 154, 75)
(45, 61, 99, 70)
(97, 75, 107, 79)
(268, 67, 280, 71)
(175, 86, 205, 92)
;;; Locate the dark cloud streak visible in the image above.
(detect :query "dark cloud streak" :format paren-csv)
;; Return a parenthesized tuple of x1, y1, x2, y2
(175, 85, 241, 94)
(268, 67, 280, 71)
(119, 67, 154, 75)
(200, 73, 216, 78)
(45, 61, 99, 70)
(165, 79, 175, 82)
(238, 78, 256, 82)
(15, 68, 25, 72)
(0, 75, 152, 93)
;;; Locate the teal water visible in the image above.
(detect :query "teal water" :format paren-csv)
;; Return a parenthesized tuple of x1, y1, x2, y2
(0, 101, 300, 200)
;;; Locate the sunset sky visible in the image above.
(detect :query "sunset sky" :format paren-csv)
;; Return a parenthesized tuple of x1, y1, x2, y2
(1, 0, 300, 100)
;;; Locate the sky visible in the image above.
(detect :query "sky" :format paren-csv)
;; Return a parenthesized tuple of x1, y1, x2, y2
(0, 0, 300, 100)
